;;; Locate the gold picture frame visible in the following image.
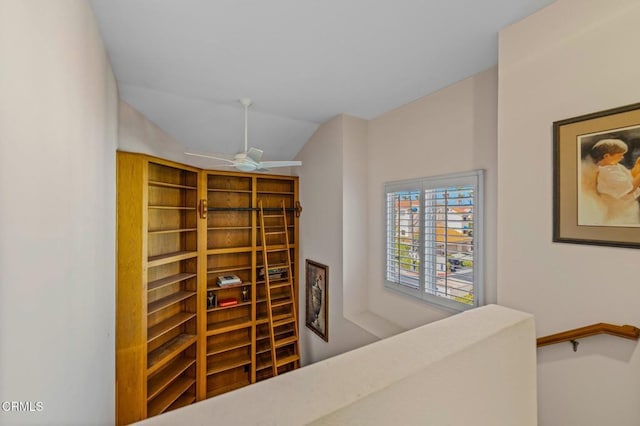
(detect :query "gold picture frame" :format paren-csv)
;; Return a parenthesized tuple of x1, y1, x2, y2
(553, 102, 640, 248)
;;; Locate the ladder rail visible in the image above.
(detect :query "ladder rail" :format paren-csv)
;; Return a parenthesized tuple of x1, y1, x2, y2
(259, 200, 279, 377)
(280, 200, 300, 369)
(258, 199, 300, 377)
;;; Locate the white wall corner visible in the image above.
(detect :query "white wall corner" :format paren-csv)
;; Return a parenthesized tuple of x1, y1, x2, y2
(344, 310, 406, 339)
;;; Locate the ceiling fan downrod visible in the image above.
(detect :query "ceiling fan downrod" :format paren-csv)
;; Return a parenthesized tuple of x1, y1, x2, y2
(239, 97, 251, 154)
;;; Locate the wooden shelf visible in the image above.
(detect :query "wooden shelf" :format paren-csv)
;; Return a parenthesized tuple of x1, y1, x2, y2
(207, 265, 252, 274)
(257, 191, 294, 195)
(148, 180, 197, 190)
(258, 313, 294, 328)
(147, 333, 197, 375)
(148, 251, 197, 267)
(206, 380, 249, 398)
(256, 358, 273, 372)
(207, 247, 253, 255)
(256, 277, 290, 286)
(256, 295, 290, 305)
(147, 357, 196, 400)
(148, 273, 197, 292)
(207, 355, 251, 375)
(208, 300, 251, 312)
(147, 312, 196, 343)
(147, 291, 196, 315)
(208, 282, 250, 291)
(257, 327, 294, 342)
(208, 188, 252, 193)
(207, 318, 252, 336)
(256, 341, 271, 355)
(207, 338, 252, 356)
(207, 226, 252, 231)
(147, 377, 195, 417)
(256, 371, 274, 382)
(148, 205, 197, 210)
(148, 228, 197, 235)
(167, 392, 196, 412)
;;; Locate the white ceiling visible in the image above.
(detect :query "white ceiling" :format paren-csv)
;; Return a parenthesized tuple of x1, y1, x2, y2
(89, 0, 556, 162)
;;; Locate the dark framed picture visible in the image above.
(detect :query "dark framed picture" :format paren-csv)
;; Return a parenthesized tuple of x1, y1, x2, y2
(305, 259, 328, 341)
(553, 102, 640, 248)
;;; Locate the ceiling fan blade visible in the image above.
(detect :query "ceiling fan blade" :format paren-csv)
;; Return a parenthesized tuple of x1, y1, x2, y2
(246, 147, 263, 163)
(184, 152, 236, 164)
(259, 160, 302, 168)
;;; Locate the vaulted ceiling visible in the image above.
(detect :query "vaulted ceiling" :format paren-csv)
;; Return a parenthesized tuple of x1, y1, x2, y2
(89, 0, 556, 163)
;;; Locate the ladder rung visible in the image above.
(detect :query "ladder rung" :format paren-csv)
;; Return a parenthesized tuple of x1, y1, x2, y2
(273, 317, 295, 328)
(271, 299, 293, 308)
(262, 215, 283, 218)
(262, 265, 290, 274)
(276, 354, 299, 368)
(266, 247, 288, 253)
(266, 263, 290, 270)
(269, 282, 291, 289)
(275, 336, 298, 348)
(265, 231, 286, 235)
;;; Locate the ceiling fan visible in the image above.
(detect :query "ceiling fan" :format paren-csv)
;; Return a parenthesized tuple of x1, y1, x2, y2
(185, 98, 302, 172)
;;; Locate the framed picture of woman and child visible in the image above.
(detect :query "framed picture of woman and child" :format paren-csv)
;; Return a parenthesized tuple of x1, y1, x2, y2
(554, 102, 640, 248)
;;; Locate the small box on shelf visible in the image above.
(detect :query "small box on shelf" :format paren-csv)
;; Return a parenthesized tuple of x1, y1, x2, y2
(217, 274, 242, 286)
(218, 298, 238, 307)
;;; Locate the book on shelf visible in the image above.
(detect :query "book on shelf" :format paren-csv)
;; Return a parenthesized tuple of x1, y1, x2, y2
(218, 298, 238, 307)
(258, 266, 288, 279)
(217, 274, 242, 286)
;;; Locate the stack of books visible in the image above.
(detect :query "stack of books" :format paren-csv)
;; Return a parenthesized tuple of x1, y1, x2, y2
(259, 266, 288, 280)
(217, 274, 242, 287)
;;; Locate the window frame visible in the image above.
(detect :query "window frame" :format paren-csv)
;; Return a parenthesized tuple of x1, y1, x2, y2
(383, 170, 484, 312)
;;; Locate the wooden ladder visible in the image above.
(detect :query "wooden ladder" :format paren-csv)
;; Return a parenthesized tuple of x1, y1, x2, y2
(258, 199, 300, 377)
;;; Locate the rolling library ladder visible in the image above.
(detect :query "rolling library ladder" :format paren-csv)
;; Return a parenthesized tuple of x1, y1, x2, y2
(258, 200, 301, 375)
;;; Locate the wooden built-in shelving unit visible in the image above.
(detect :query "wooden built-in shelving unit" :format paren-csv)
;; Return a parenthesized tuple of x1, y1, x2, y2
(116, 152, 300, 425)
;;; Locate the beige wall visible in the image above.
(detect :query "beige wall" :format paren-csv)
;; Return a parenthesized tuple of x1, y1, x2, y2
(119, 100, 188, 160)
(295, 67, 499, 359)
(0, 0, 118, 424)
(295, 115, 378, 364)
(342, 115, 369, 318)
(366, 67, 499, 329)
(119, 100, 254, 172)
(137, 305, 537, 426)
(498, 0, 640, 424)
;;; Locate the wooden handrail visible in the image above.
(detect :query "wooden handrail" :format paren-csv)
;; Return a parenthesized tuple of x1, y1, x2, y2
(537, 323, 640, 348)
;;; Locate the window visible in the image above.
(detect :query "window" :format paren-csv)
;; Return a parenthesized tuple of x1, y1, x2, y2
(384, 170, 484, 311)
